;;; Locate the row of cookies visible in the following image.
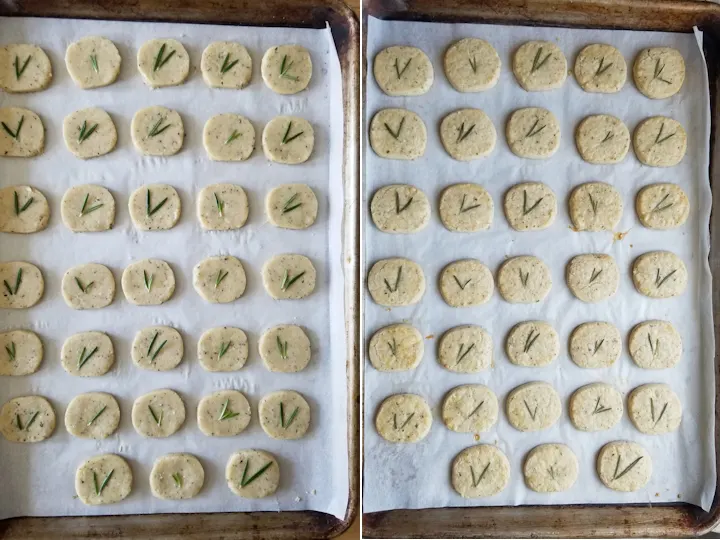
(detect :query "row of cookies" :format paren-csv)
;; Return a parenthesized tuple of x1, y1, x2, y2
(1, 39, 311, 94)
(1, 183, 318, 234)
(0, 107, 314, 163)
(1, 325, 311, 377)
(375, 41, 683, 99)
(369, 107, 687, 166)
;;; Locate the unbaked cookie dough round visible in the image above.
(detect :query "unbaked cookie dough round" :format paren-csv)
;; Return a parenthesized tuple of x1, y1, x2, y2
(373, 45, 433, 96)
(137, 38, 189, 88)
(628, 383, 682, 434)
(61, 263, 115, 310)
(497, 256, 552, 304)
(506, 382, 561, 432)
(631, 251, 687, 298)
(506, 321, 558, 367)
(633, 116, 687, 167)
(201, 41, 252, 89)
(506, 107, 560, 159)
(0, 395, 55, 442)
(370, 184, 429, 234)
(375, 393, 432, 443)
(259, 325, 311, 372)
(266, 183, 318, 230)
(575, 114, 630, 164)
(369, 108, 426, 160)
(262, 115, 314, 164)
(0, 261, 44, 309)
(513, 41, 567, 92)
(132, 389, 185, 438)
(566, 253, 619, 303)
(438, 325, 493, 373)
(569, 182, 623, 232)
(193, 256, 247, 303)
(439, 183, 493, 232)
(121, 259, 176, 305)
(629, 320, 682, 369)
(451, 444, 510, 498)
(61, 331, 114, 377)
(569, 322, 621, 369)
(597, 441, 652, 492)
(0, 107, 44, 157)
(441, 384, 498, 433)
(65, 392, 120, 439)
(131, 106, 184, 157)
(368, 323, 423, 372)
(61, 184, 115, 232)
(129, 183, 180, 231)
(150, 453, 205, 500)
(262, 254, 316, 300)
(65, 36, 121, 89)
(0, 329, 42, 376)
(197, 183, 248, 230)
(198, 327, 248, 372)
(203, 114, 255, 162)
(226, 449, 279, 498)
(503, 182, 556, 231)
(569, 383, 623, 432)
(444, 38, 501, 93)
(0, 185, 49, 233)
(636, 183, 689, 230)
(523, 443, 579, 493)
(131, 326, 183, 372)
(439, 259, 494, 307)
(367, 257, 425, 307)
(197, 390, 251, 437)
(440, 109, 496, 161)
(633, 47, 685, 99)
(0, 44, 52, 93)
(75, 454, 132, 505)
(259, 390, 311, 440)
(63, 107, 117, 159)
(574, 44, 627, 93)
(261, 44, 312, 94)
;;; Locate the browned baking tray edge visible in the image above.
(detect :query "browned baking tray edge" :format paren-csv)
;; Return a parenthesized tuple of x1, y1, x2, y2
(362, 0, 720, 537)
(0, 0, 359, 538)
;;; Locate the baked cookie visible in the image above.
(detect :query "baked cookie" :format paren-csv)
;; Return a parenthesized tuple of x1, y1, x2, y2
(0, 395, 55, 442)
(61, 331, 114, 377)
(370, 184, 430, 234)
(506, 382, 561, 432)
(0, 44, 52, 93)
(373, 46, 433, 96)
(150, 453, 205, 500)
(65, 36, 121, 89)
(437, 325, 493, 373)
(262, 115, 314, 164)
(506, 107, 560, 159)
(631, 251, 687, 298)
(627, 383, 682, 434)
(505, 321, 559, 367)
(259, 325, 311, 372)
(197, 390, 251, 437)
(0, 261, 44, 309)
(203, 114, 255, 162)
(61, 263, 115, 310)
(628, 320, 682, 369)
(131, 389, 185, 438)
(633, 116, 687, 167)
(137, 38, 189, 88)
(63, 107, 117, 159)
(438, 183, 493, 232)
(0, 329, 43, 376)
(61, 185, 115, 232)
(503, 182, 556, 231)
(369, 108, 426, 160)
(569, 383, 623, 431)
(523, 444, 578, 493)
(496, 256, 552, 304)
(193, 256, 247, 303)
(258, 390, 311, 440)
(65, 392, 120, 439)
(451, 444, 510, 498)
(439, 259, 494, 307)
(635, 183, 689, 230)
(131, 326, 183, 372)
(444, 38, 501, 93)
(568, 321, 621, 368)
(441, 384, 498, 433)
(197, 183, 248, 231)
(201, 41, 252, 89)
(575, 114, 630, 164)
(440, 108, 496, 161)
(121, 259, 175, 305)
(367, 257, 425, 307)
(266, 184, 318, 230)
(0, 107, 45, 157)
(262, 254, 316, 300)
(633, 47, 685, 99)
(75, 454, 132, 505)
(574, 44, 627, 93)
(566, 254, 619, 303)
(131, 106, 184, 156)
(375, 393, 432, 443)
(0, 185, 49, 233)
(197, 327, 248, 372)
(261, 45, 311, 94)
(513, 41, 567, 91)
(368, 323, 424, 372)
(597, 441, 652, 492)
(568, 182, 623, 232)
(226, 449, 279, 499)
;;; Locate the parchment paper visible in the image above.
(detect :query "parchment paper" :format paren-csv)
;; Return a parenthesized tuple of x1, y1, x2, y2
(0, 17, 348, 519)
(364, 16, 715, 512)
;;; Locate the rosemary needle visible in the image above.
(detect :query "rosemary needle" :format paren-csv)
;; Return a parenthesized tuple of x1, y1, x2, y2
(531, 47, 551, 73)
(383, 117, 404, 140)
(281, 121, 304, 144)
(143, 270, 154, 292)
(2, 116, 24, 140)
(215, 269, 229, 288)
(13, 191, 34, 216)
(148, 117, 171, 138)
(79, 193, 103, 216)
(281, 270, 306, 291)
(78, 120, 99, 144)
(395, 191, 413, 214)
(276, 335, 289, 359)
(87, 405, 107, 426)
(220, 53, 239, 74)
(24, 411, 39, 431)
(3, 268, 22, 296)
(148, 405, 163, 426)
(90, 54, 99, 73)
(146, 189, 168, 216)
(96, 470, 114, 495)
(14, 55, 32, 80)
(225, 130, 241, 145)
(394, 58, 411, 79)
(75, 277, 94, 293)
(282, 193, 303, 214)
(240, 460, 273, 487)
(523, 330, 540, 353)
(153, 43, 176, 72)
(77, 346, 99, 370)
(149, 340, 167, 362)
(172, 472, 183, 488)
(218, 399, 240, 421)
(455, 342, 475, 365)
(214, 193, 224, 216)
(279, 55, 299, 81)
(218, 341, 232, 359)
(5, 341, 16, 362)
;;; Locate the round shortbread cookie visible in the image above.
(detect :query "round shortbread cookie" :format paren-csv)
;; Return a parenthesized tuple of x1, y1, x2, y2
(566, 254, 619, 303)
(375, 393, 432, 443)
(439, 259, 494, 307)
(0, 261, 44, 309)
(497, 256, 552, 304)
(368, 323, 424, 372)
(369, 108, 426, 160)
(65, 392, 120, 439)
(367, 257, 425, 307)
(631, 251, 687, 298)
(75, 454, 132, 505)
(226, 449, 279, 499)
(444, 38, 501, 93)
(506, 382, 561, 432)
(129, 183, 181, 231)
(597, 441, 652, 492)
(569, 322, 622, 369)
(636, 183, 689, 230)
(267, 183, 318, 230)
(193, 256, 247, 304)
(61, 263, 115, 310)
(262, 115, 314, 164)
(0, 395, 55, 443)
(569, 182, 623, 232)
(633, 47, 685, 99)
(0, 44, 52, 93)
(503, 182, 556, 231)
(262, 254, 316, 300)
(132, 389, 185, 438)
(259, 325, 311, 372)
(569, 383, 623, 432)
(513, 41, 567, 91)
(0, 329, 42, 376)
(505, 321, 559, 367)
(441, 384, 498, 433)
(628, 383, 682, 434)
(197, 390, 251, 437)
(61, 331, 114, 377)
(373, 46, 433, 96)
(201, 41, 252, 89)
(575, 114, 630, 164)
(61, 185, 115, 232)
(198, 327, 249, 372)
(438, 183, 493, 232)
(63, 107, 117, 159)
(438, 325, 493, 373)
(137, 38, 189, 88)
(197, 183, 248, 230)
(628, 320, 682, 369)
(131, 106, 184, 157)
(370, 184, 430, 234)
(150, 453, 205, 500)
(65, 36, 121, 89)
(261, 44, 312, 95)
(203, 114, 255, 162)
(440, 109, 496, 161)
(506, 107, 560, 159)
(131, 326, 183, 372)
(633, 116, 687, 167)
(0, 107, 44, 157)
(121, 259, 175, 305)
(451, 444, 510, 498)
(523, 444, 579, 493)
(0, 185, 49, 233)
(258, 390, 311, 440)
(574, 44, 627, 93)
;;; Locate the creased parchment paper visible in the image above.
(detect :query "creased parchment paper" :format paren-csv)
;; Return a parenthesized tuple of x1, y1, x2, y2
(0, 17, 348, 519)
(364, 16, 715, 512)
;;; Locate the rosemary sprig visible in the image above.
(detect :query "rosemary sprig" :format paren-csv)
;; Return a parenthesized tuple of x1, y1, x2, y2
(648, 333, 659, 356)
(75, 277, 94, 293)
(522, 190, 543, 215)
(456, 342, 475, 365)
(218, 399, 240, 421)
(146, 189, 168, 216)
(524, 399, 538, 420)
(383, 266, 403, 293)
(601, 131, 614, 144)
(5, 341, 16, 362)
(593, 339, 604, 355)
(90, 54, 99, 73)
(589, 268, 603, 284)
(14, 55, 32, 80)
(531, 47, 551, 73)
(3, 268, 22, 296)
(147, 331, 159, 355)
(148, 336, 167, 362)
(240, 459, 273, 487)
(456, 122, 476, 143)
(24, 411, 39, 430)
(388, 337, 398, 356)
(393, 412, 415, 430)
(77, 346, 99, 370)
(279, 55, 298, 81)
(281, 121, 304, 144)
(394, 58, 411, 79)
(87, 405, 107, 426)
(148, 404, 163, 426)
(215, 269, 229, 289)
(589, 193, 599, 215)
(471, 463, 491, 487)
(143, 270, 154, 292)
(592, 396, 612, 415)
(282, 193, 303, 214)
(2, 116, 24, 140)
(395, 191, 413, 214)
(653, 59, 672, 84)
(613, 455, 643, 480)
(655, 268, 677, 289)
(276, 335, 289, 359)
(225, 130, 241, 145)
(214, 192, 224, 216)
(595, 57, 613, 76)
(459, 194, 482, 213)
(172, 472, 183, 488)
(523, 330, 540, 353)
(453, 275, 470, 290)
(13, 191, 34, 216)
(218, 341, 232, 359)
(148, 116, 171, 138)
(153, 43, 176, 72)
(519, 269, 530, 287)
(525, 118, 546, 139)
(383, 117, 405, 140)
(651, 193, 673, 213)
(79, 193, 103, 216)
(467, 401, 485, 419)
(653, 122, 676, 145)
(77, 120, 99, 144)
(468, 56, 478, 74)
(281, 269, 306, 291)
(94, 469, 114, 495)
(220, 53, 239, 74)
(280, 402, 300, 429)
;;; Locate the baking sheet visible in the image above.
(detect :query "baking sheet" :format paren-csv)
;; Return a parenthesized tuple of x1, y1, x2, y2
(364, 16, 715, 512)
(0, 16, 348, 519)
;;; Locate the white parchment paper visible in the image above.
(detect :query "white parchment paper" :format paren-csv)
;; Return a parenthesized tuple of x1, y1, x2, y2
(364, 16, 715, 512)
(0, 17, 349, 519)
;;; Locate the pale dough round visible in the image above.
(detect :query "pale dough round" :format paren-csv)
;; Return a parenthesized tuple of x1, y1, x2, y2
(439, 183, 493, 232)
(137, 38, 189, 88)
(523, 444, 579, 493)
(203, 114, 255, 162)
(628, 383, 682, 434)
(201, 41, 252, 89)
(0, 185, 49, 233)
(197, 390, 251, 437)
(61, 263, 115, 310)
(197, 183, 248, 230)
(566, 254, 619, 303)
(574, 44, 627, 93)
(193, 256, 247, 303)
(259, 390, 311, 440)
(444, 38, 501, 93)
(506, 321, 558, 367)
(198, 327, 249, 372)
(131, 326, 183, 371)
(65, 392, 120, 439)
(497, 256, 552, 304)
(65, 36, 121, 89)
(373, 46, 433, 96)
(0, 329, 42, 376)
(121, 259, 176, 305)
(569, 322, 622, 369)
(636, 183, 689, 230)
(439, 259, 493, 307)
(569, 383, 623, 432)
(0, 261, 44, 309)
(131, 106, 184, 157)
(61, 184, 115, 232)
(513, 41, 567, 91)
(633, 47, 685, 99)
(262, 115, 314, 164)
(370, 184, 429, 234)
(261, 44, 312, 95)
(441, 384, 498, 433)
(0, 395, 55, 442)
(63, 107, 116, 159)
(597, 441, 652, 492)
(575, 114, 630, 164)
(150, 453, 205, 500)
(506, 382, 561, 432)
(633, 116, 687, 167)
(440, 109, 496, 161)
(451, 444, 510, 498)
(129, 183, 181, 230)
(367, 257, 425, 307)
(369, 108, 426, 160)
(266, 183, 318, 230)
(61, 331, 114, 377)
(262, 254, 316, 300)
(0, 107, 44, 157)
(75, 454, 132, 505)
(631, 251, 687, 298)
(503, 182, 556, 231)
(506, 107, 560, 159)
(226, 450, 279, 499)
(0, 44, 52, 93)
(132, 389, 185, 438)
(438, 325, 493, 373)
(375, 393, 432, 443)
(259, 325, 311, 372)
(569, 182, 623, 232)
(628, 320, 682, 369)
(368, 323, 423, 372)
